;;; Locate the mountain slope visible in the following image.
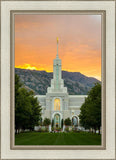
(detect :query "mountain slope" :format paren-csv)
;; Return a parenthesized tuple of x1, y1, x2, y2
(15, 68, 100, 95)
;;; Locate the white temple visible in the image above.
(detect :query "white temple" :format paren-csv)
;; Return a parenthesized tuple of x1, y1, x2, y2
(36, 38, 87, 128)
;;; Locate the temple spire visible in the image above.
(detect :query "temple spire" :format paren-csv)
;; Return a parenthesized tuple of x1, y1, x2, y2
(56, 37, 59, 58)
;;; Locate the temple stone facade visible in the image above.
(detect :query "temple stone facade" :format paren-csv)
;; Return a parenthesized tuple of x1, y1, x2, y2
(36, 39, 87, 127)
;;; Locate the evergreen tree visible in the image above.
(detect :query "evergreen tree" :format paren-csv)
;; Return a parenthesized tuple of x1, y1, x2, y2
(52, 119, 54, 128)
(61, 119, 64, 128)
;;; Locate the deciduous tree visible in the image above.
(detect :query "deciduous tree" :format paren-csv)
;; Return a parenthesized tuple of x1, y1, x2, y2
(15, 74, 42, 133)
(79, 83, 101, 134)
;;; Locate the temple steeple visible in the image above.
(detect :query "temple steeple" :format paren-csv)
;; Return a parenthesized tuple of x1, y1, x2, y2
(47, 38, 67, 93)
(56, 37, 59, 59)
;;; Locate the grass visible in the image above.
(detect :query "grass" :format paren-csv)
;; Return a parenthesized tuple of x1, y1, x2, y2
(15, 132, 101, 145)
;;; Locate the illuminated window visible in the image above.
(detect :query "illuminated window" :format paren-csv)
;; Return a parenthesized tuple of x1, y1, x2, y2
(54, 98, 60, 111)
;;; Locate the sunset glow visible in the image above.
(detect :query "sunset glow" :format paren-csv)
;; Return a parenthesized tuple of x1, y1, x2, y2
(15, 15, 101, 80)
(15, 64, 52, 72)
(16, 64, 38, 70)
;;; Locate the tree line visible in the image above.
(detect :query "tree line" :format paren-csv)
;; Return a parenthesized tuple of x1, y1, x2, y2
(15, 74, 42, 133)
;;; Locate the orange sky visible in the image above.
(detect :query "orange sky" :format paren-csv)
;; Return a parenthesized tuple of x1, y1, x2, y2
(15, 15, 101, 80)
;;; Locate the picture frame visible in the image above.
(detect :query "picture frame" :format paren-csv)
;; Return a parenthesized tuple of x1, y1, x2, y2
(0, 0, 116, 160)
(11, 9, 105, 150)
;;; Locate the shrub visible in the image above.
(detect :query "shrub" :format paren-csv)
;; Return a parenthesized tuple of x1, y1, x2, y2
(64, 118, 71, 126)
(43, 118, 51, 126)
(65, 127, 69, 132)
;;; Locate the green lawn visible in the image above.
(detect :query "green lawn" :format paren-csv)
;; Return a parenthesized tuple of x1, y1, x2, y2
(15, 132, 101, 145)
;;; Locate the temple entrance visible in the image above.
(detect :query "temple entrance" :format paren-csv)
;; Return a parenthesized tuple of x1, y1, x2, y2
(54, 114, 60, 128)
(72, 116, 78, 126)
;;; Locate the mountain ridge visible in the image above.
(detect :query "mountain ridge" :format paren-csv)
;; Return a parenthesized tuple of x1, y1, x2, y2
(15, 68, 100, 95)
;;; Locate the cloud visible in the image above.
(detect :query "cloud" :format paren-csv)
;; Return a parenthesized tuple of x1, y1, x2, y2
(15, 14, 101, 80)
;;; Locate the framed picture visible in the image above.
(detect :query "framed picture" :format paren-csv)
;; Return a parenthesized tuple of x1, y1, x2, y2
(0, 0, 116, 160)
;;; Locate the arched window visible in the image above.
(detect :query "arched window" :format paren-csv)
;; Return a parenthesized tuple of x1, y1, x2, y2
(54, 98, 60, 111)
(72, 116, 78, 126)
(54, 114, 60, 127)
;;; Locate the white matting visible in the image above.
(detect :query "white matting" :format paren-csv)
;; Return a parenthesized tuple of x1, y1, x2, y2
(1, 1, 115, 159)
